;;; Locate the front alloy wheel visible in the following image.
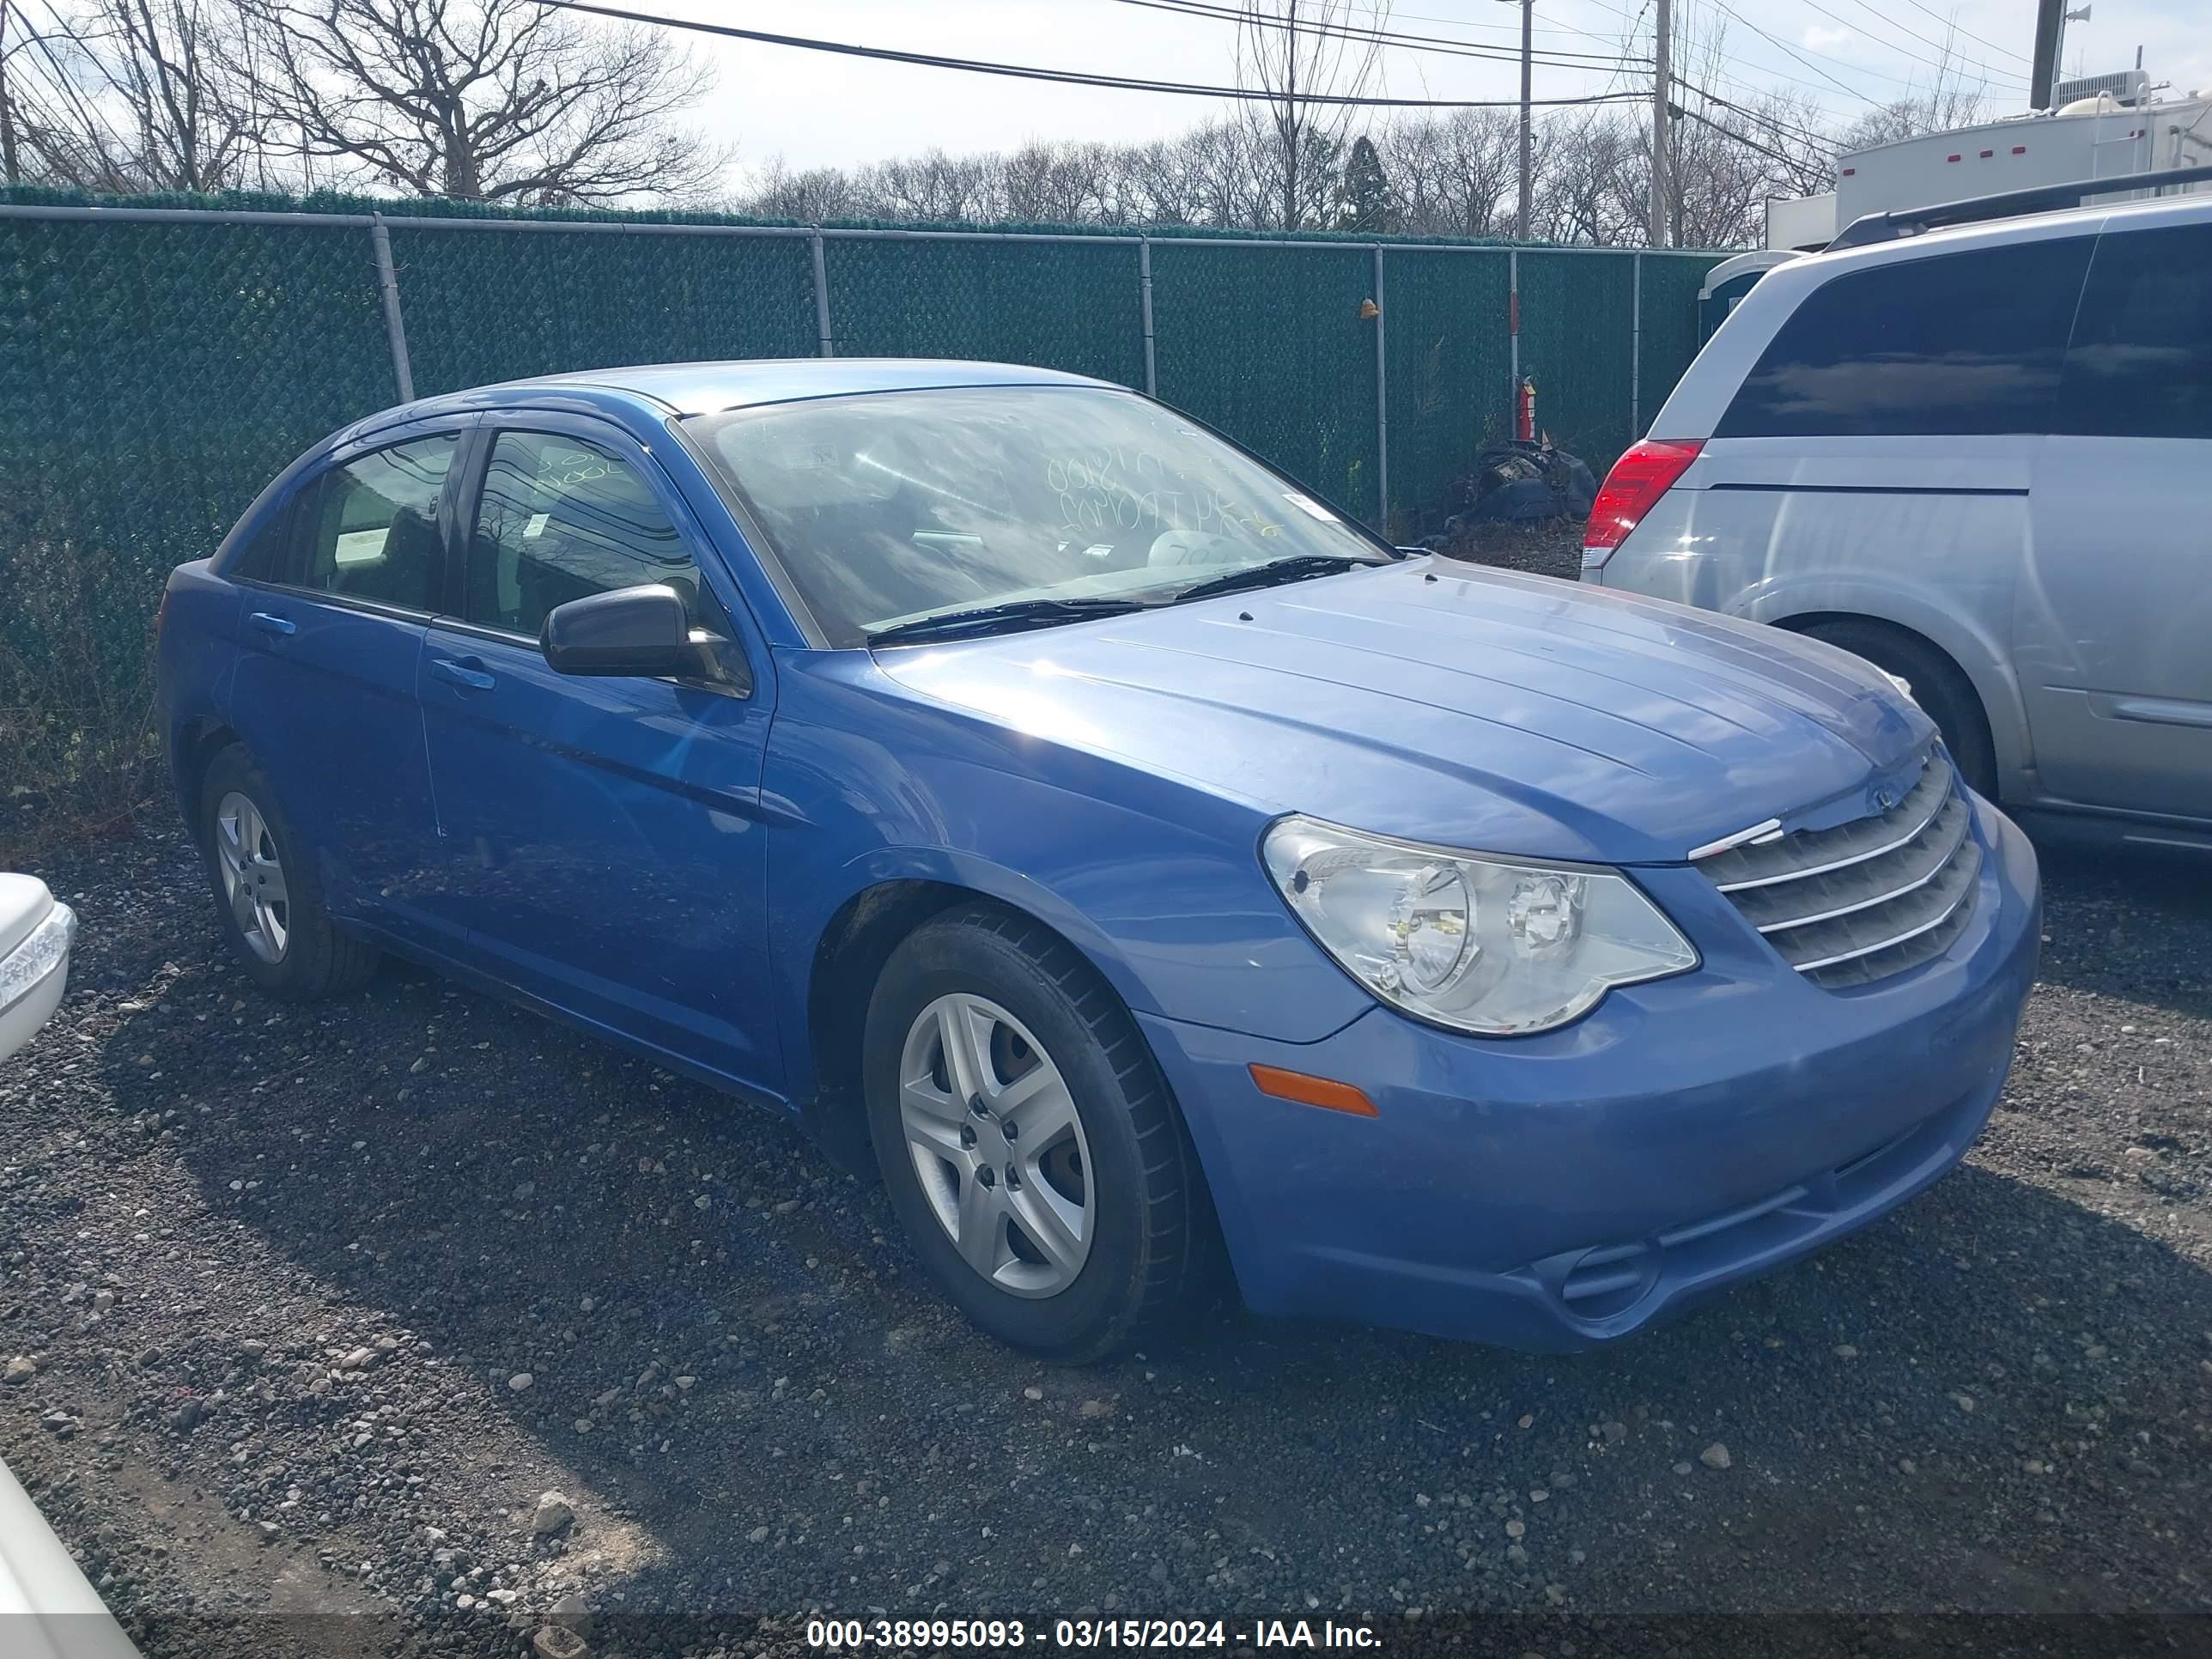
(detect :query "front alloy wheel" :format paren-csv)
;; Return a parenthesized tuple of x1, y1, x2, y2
(862, 904, 1222, 1362)
(897, 993, 1094, 1297)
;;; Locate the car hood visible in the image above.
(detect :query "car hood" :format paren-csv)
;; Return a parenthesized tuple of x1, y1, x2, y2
(870, 558, 1933, 865)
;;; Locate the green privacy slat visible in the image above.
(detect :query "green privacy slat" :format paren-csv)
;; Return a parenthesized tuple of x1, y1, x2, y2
(1637, 254, 1722, 438)
(394, 228, 817, 397)
(823, 237, 1144, 386)
(1, 185, 1726, 745)
(0, 216, 393, 695)
(1381, 247, 1513, 538)
(1149, 240, 1380, 525)
(1516, 249, 1638, 474)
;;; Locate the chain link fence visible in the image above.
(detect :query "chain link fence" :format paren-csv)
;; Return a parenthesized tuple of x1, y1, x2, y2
(0, 185, 1723, 832)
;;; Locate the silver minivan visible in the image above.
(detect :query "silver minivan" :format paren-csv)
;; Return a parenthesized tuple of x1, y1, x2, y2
(1583, 191, 2212, 849)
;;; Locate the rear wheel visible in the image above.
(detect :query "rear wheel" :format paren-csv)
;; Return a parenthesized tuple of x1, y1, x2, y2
(198, 745, 380, 1000)
(863, 905, 1219, 1362)
(1801, 620, 1998, 799)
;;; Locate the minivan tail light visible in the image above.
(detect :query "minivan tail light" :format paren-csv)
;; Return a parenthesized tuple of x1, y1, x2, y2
(1582, 439, 1704, 564)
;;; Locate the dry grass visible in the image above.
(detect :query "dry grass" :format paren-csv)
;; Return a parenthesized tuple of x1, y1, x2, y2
(0, 538, 162, 866)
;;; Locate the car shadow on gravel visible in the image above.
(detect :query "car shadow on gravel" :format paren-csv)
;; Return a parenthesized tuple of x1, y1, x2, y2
(103, 935, 2212, 1626)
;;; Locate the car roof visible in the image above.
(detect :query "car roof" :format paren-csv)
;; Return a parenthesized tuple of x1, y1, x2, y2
(494, 358, 1111, 416)
(547, 357, 1118, 414)
(333, 358, 1124, 450)
(1820, 185, 2212, 268)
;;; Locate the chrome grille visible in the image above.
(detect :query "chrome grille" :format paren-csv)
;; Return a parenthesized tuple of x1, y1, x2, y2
(1697, 752, 1981, 988)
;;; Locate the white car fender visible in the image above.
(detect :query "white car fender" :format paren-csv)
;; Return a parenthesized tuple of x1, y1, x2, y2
(0, 1455, 142, 1659)
(0, 875, 73, 1065)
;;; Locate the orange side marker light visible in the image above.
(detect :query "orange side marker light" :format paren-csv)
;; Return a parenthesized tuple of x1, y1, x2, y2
(1248, 1064, 1379, 1118)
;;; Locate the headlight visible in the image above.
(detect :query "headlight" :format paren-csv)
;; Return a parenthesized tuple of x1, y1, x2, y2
(1262, 817, 1696, 1036)
(0, 901, 74, 1014)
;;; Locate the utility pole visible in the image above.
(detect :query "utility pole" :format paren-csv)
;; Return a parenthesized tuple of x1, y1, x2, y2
(1516, 0, 1533, 240)
(1650, 0, 1671, 247)
(2030, 0, 2063, 110)
(0, 1, 20, 187)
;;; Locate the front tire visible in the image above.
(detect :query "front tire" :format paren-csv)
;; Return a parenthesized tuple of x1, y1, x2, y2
(1802, 620, 1999, 799)
(198, 745, 380, 1001)
(863, 905, 1218, 1363)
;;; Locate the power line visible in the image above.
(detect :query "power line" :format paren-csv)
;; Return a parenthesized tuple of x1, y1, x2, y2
(1111, 0, 1650, 70)
(1668, 97, 1804, 167)
(1596, 0, 1656, 100)
(526, 0, 1650, 110)
(1704, 0, 1893, 106)
(1673, 76, 1835, 151)
(1887, 0, 2031, 67)
(1810, 0, 2028, 89)
(1376, 0, 1655, 48)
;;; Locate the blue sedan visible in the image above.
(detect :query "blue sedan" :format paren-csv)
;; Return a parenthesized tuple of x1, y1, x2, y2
(155, 361, 2040, 1360)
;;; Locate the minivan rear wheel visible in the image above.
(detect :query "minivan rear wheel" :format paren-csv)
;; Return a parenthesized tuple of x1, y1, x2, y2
(1801, 621, 1998, 799)
(861, 904, 1220, 1363)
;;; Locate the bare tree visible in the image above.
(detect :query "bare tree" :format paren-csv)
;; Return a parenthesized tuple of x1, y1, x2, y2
(1232, 0, 1386, 230)
(1386, 108, 1517, 237)
(1, 0, 271, 189)
(245, 0, 724, 204)
(863, 146, 1000, 222)
(740, 155, 862, 222)
(1000, 139, 1115, 224)
(2, 2, 24, 182)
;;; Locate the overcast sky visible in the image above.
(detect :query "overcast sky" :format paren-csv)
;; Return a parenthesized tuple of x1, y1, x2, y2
(635, 0, 2212, 182)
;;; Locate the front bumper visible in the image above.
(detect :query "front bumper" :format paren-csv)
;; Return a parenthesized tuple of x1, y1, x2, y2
(1141, 794, 2040, 1351)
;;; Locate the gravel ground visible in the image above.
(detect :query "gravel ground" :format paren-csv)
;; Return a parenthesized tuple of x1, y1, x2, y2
(5, 635, 2212, 1656)
(1435, 517, 1585, 580)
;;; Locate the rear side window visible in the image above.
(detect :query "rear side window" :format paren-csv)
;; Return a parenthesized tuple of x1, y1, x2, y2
(2058, 222, 2212, 441)
(297, 436, 458, 610)
(227, 499, 294, 582)
(1715, 237, 2094, 439)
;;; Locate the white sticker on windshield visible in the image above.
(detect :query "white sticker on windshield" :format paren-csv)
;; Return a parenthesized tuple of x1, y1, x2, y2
(1282, 491, 1339, 523)
(524, 512, 550, 539)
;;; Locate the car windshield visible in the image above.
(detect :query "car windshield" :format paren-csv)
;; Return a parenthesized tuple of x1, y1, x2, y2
(687, 385, 1388, 647)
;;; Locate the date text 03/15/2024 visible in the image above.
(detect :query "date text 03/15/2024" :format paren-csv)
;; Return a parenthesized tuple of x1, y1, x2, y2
(805, 1617, 1382, 1649)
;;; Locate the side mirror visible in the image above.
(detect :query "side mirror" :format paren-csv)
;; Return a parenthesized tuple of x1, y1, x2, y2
(539, 585, 743, 688)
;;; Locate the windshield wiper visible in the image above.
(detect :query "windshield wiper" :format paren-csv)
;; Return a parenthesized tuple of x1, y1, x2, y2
(865, 596, 1154, 646)
(1166, 554, 1377, 606)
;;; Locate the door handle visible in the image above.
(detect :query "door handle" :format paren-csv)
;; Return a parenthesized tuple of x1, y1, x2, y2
(247, 611, 296, 639)
(429, 656, 495, 692)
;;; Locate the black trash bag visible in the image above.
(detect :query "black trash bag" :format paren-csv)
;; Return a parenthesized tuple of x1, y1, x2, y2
(1452, 440, 1597, 524)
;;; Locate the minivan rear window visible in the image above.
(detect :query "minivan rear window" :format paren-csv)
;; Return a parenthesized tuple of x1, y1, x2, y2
(2058, 222, 2212, 442)
(1715, 237, 2094, 440)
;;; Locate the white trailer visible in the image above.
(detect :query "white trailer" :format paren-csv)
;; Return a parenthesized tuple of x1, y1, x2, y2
(1765, 82, 2212, 251)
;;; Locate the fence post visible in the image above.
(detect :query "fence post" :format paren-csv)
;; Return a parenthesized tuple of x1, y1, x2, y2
(1371, 243, 1389, 534)
(1631, 251, 1644, 437)
(1138, 235, 1158, 397)
(810, 229, 835, 357)
(368, 213, 415, 403)
(1507, 246, 1520, 432)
